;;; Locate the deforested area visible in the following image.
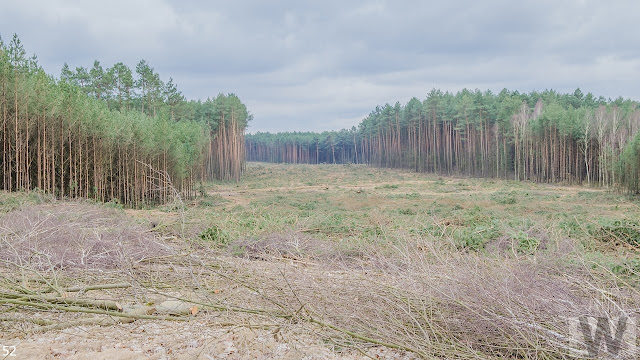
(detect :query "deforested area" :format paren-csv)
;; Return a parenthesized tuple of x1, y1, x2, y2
(246, 89, 640, 193)
(2, 162, 640, 359)
(3, 1, 640, 359)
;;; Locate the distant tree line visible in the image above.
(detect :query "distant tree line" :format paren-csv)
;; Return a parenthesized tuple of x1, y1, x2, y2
(0, 34, 250, 207)
(246, 128, 360, 164)
(246, 88, 640, 193)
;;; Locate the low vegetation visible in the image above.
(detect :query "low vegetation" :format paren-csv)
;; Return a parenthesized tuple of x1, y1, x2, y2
(2, 163, 640, 358)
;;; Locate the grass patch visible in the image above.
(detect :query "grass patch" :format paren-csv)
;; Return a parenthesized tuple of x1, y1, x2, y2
(375, 184, 399, 189)
(386, 192, 420, 200)
(592, 218, 640, 247)
(490, 190, 517, 204)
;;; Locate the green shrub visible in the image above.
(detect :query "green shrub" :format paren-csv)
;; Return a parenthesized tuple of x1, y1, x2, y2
(386, 192, 420, 199)
(593, 219, 640, 246)
(449, 206, 501, 251)
(514, 231, 539, 254)
(453, 224, 499, 251)
(199, 225, 229, 245)
(294, 201, 318, 210)
(611, 258, 640, 275)
(558, 216, 587, 238)
(398, 208, 416, 216)
(453, 227, 486, 250)
(376, 184, 399, 189)
(104, 199, 124, 210)
(198, 195, 229, 208)
(362, 225, 384, 237)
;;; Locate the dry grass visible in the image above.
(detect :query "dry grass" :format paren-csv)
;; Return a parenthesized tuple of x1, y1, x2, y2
(2, 163, 640, 359)
(203, 235, 638, 359)
(0, 202, 171, 271)
(1, 219, 638, 358)
(230, 231, 367, 268)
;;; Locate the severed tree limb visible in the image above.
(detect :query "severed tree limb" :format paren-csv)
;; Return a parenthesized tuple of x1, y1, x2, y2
(60, 283, 131, 293)
(33, 306, 155, 333)
(0, 298, 191, 321)
(305, 314, 427, 358)
(0, 259, 64, 296)
(0, 292, 122, 311)
(0, 316, 54, 326)
(142, 286, 427, 357)
(155, 300, 198, 316)
(34, 316, 135, 333)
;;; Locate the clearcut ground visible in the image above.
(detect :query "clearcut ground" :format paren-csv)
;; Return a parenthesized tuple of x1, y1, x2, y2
(2, 162, 640, 359)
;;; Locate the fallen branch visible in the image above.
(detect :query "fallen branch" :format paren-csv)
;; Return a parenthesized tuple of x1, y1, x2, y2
(33, 306, 155, 333)
(155, 300, 198, 316)
(0, 316, 54, 326)
(0, 298, 192, 321)
(306, 313, 427, 358)
(62, 283, 131, 293)
(35, 316, 135, 332)
(0, 292, 122, 311)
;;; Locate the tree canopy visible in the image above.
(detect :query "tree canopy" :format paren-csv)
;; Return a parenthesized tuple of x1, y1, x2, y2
(246, 88, 640, 193)
(0, 34, 251, 206)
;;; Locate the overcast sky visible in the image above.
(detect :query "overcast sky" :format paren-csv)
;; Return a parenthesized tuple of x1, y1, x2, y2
(2, 0, 639, 132)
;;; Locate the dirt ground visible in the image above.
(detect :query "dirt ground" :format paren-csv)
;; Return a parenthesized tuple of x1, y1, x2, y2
(5, 320, 387, 360)
(0, 200, 412, 359)
(0, 256, 413, 360)
(2, 163, 640, 359)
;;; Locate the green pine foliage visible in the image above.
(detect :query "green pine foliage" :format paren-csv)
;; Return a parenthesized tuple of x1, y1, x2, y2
(246, 128, 360, 164)
(246, 88, 640, 193)
(0, 34, 251, 207)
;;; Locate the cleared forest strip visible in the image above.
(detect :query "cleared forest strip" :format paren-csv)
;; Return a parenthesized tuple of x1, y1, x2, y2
(247, 89, 640, 193)
(2, 163, 640, 358)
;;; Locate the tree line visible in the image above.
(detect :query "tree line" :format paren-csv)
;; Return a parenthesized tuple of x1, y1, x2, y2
(246, 88, 640, 193)
(0, 34, 250, 206)
(246, 128, 360, 164)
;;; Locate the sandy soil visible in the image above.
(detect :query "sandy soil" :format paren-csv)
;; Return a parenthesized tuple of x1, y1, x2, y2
(3, 322, 381, 360)
(0, 201, 411, 359)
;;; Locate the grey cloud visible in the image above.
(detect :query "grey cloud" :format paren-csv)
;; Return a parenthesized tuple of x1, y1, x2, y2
(2, 0, 640, 132)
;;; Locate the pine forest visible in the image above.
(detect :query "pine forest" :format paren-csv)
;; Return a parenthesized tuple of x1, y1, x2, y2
(246, 88, 640, 193)
(0, 34, 251, 207)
